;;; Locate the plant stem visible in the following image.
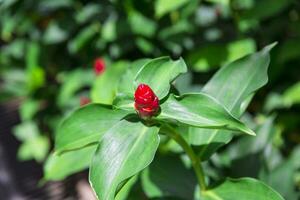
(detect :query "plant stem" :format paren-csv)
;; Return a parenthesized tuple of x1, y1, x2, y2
(162, 123, 207, 192)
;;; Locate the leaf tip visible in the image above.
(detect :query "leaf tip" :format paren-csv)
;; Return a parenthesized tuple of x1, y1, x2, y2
(246, 128, 256, 136)
(262, 42, 278, 53)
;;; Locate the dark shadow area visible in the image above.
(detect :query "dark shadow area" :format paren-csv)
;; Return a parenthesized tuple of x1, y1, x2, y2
(146, 153, 197, 200)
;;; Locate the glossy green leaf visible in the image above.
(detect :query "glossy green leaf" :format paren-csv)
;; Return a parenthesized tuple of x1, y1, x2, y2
(114, 59, 150, 111)
(115, 176, 138, 200)
(188, 43, 276, 159)
(44, 145, 96, 181)
(203, 43, 275, 116)
(89, 119, 160, 200)
(118, 59, 151, 97)
(75, 3, 101, 24)
(55, 104, 130, 154)
(202, 178, 284, 200)
(135, 57, 187, 99)
(91, 61, 128, 105)
(158, 94, 255, 135)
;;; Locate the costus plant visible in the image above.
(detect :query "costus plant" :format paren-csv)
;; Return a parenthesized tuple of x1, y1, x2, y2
(52, 43, 284, 200)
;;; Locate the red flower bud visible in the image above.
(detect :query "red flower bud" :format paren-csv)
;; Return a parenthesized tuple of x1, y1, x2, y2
(134, 84, 159, 118)
(80, 97, 91, 106)
(94, 58, 106, 75)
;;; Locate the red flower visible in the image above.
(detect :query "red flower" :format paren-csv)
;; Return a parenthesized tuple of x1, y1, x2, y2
(94, 58, 106, 75)
(80, 97, 91, 106)
(134, 84, 159, 118)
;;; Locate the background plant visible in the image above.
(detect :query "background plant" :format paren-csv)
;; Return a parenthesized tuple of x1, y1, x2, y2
(0, 0, 300, 199)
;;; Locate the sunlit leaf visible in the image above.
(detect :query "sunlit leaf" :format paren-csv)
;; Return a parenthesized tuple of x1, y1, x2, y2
(188, 43, 276, 160)
(135, 57, 187, 99)
(89, 119, 160, 200)
(202, 178, 284, 200)
(44, 145, 96, 181)
(158, 93, 255, 135)
(55, 104, 130, 154)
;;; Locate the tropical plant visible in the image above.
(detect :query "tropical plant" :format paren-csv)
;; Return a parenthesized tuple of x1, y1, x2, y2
(48, 43, 285, 200)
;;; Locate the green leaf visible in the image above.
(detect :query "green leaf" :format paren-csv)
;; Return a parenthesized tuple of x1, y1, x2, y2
(202, 178, 284, 200)
(282, 81, 300, 106)
(19, 98, 40, 121)
(141, 154, 196, 200)
(26, 42, 45, 92)
(75, 3, 101, 24)
(43, 22, 68, 44)
(203, 43, 276, 116)
(26, 41, 39, 69)
(44, 145, 96, 181)
(13, 121, 39, 141)
(240, 0, 292, 21)
(91, 61, 128, 105)
(218, 116, 276, 166)
(37, 0, 73, 11)
(55, 104, 130, 154)
(129, 12, 157, 37)
(115, 176, 138, 200)
(136, 37, 155, 54)
(188, 39, 256, 72)
(118, 59, 151, 97)
(260, 146, 300, 200)
(114, 59, 150, 111)
(188, 43, 276, 159)
(89, 119, 160, 200)
(155, 0, 189, 18)
(264, 82, 300, 112)
(102, 16, 117, 42)
(18, 135, 49, 162)
(158, 94, 255, 135)
(58, 69, 93, 107)
(68, 23, 99, 54)
(135, 57, 187, 99)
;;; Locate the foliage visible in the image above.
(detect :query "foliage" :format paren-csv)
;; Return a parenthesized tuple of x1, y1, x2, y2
(53, 45, 283, 200)
(1, 0, 300, 199)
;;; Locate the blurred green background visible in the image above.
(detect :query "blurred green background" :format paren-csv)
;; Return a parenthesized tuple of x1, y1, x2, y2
(0, 0, 300, 199)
